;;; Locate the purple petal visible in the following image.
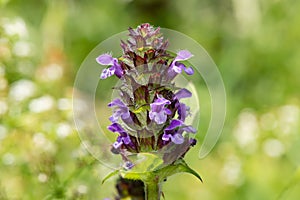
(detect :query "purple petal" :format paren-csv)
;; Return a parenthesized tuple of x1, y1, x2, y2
(149, 96, 171, 124)
(184, 66, 194, 75)
(172, 64, 182, 73)
(109, 110, 122, 123)
(100, 67, 115, 79)
(175, 50, 193, 61)
(108, 98, 126, 108)
(165, 108, 172, 115)
(151, 111, 167, 124)
(123, 135, 131, 145)
(96, 53, 115, 65)
(166, 67, 178, 80)
(108, 99, 131, 122)
(181, 126, 197, 133)
(123, 161, 134, 170)
(153, 96, 171, 105)
(113, 140, 123, 149)
(114, 63, 123, 78)
(108, 123, 126, 133)
(174, 88, 192, 100)
(165, 119, 183, 131)
(170, 134, 184, 144)
(178, 103, 188, 121)
(162, 133, 171, 141)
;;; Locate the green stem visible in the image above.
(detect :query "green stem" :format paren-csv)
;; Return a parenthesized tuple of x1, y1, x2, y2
(145, 179, 162, 200)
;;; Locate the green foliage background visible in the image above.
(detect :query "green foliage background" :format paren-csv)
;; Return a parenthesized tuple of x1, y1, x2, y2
(0, 0, 300, 199)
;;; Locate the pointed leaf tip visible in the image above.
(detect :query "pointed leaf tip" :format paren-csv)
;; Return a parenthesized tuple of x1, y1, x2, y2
(101, 170, 119, 184)
(178, 160, 203, 182)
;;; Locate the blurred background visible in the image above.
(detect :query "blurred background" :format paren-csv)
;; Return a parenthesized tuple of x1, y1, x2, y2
(1, 0, 300, 199)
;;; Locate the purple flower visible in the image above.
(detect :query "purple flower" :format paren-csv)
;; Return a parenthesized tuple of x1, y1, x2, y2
(108, 123, 132, 149)
(96, 53, 123, 79)
(162, 133, 184, 144)
(123, 161, 134, 170)
(149, 96, 172, 124)
(108, 98, 131, 123)
(174, 88, 192, 100)
(177, 103, 190, 122)
(162, 119, 196, 144)
(169, 50, 194, 75)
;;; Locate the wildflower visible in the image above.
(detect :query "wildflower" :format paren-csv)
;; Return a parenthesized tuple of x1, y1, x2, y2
(98, 23, 202, 200)
(96, 53, 123, 79)
(108, 123, 132, 149)
(108, 98, 131, 123)
(96, 23, 198, 168)
(169, 50, 194, 75)
(149, 96, 171, 124)
(162, 119, 196, 144)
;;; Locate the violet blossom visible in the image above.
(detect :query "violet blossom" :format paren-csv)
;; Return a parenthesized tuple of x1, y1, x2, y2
(108, 98, 131, 123)
(169, 50, 194, 75)
(96, 23, 197, 165)
(96, 53, 123, 79)
(149, 96, 171, 124)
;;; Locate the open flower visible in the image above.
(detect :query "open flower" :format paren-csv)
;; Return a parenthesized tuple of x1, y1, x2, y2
(162, 119, 196, 144)
(96, 53, 123, 79)
(174, 88, 192, 100)
(149, 96, 172, 124)
(108, 98, 131, 123)
(177, 103, 190, 122)
(169, 50, 194, 75)
(108, 123, 132, 149)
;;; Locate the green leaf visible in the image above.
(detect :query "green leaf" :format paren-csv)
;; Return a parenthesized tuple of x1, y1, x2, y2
(176, 159, 203, 182)
(101, 170, 119, 184)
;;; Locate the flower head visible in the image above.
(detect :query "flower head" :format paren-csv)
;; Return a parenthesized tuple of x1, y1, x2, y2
(97, 24, 197, 169)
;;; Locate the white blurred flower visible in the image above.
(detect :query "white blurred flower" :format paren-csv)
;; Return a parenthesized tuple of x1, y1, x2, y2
(0, 125, 7, 140)
(57, 98, 71, 110)
(221, 156, 243, 186)
(278, 105, 299, 135)
(29, 95, 55, 113)
(9, 79, 36, 101)
(0, 78, 8, 90)
(2, 153, 15, 165)
(0, 100, 8, 115)
(32, 132, 56, 153)
(33, 132, 47, 146)
(263, 138, 285, 158)
(234, 110, 259, 153)
(56, 122, 72, 138)
(77, 184, 88, 194)
(259, 112, 277, 131)
(13, 41, 32, 57)
(0, 65, 5, 76)
(38, 173, 48, 183)
(232, 0, 261, 37)
(39, 63, 63, 81)
(2, 17, 28, 38)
